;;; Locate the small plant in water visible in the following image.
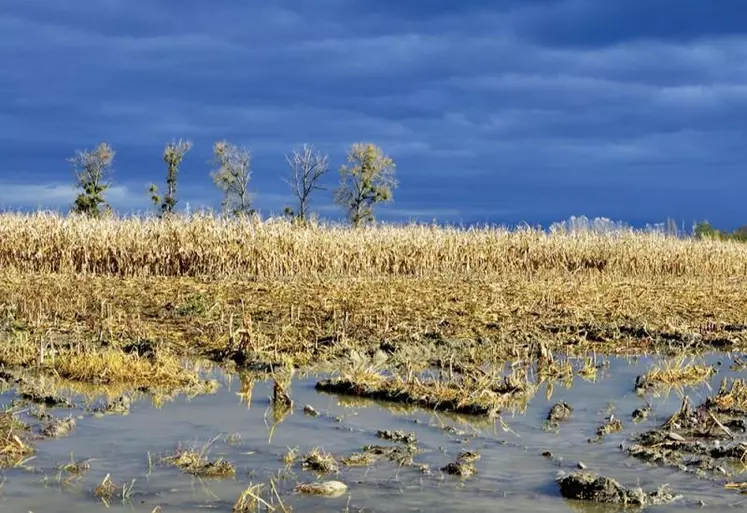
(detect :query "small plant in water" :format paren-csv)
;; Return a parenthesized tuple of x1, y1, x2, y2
(93, 473, 119, 505)
(163, 437, 236, 478)
(57, 453, 92, 475)
(233, 478, 290, 512)
(282, 446, 299, 465)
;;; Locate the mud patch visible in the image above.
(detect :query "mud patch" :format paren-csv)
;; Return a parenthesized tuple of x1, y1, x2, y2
(315, 373, 529, 416)
(557, 471, 680, 506)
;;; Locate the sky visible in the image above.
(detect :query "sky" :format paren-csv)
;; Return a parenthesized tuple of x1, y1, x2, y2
(1, 0, 745, 229)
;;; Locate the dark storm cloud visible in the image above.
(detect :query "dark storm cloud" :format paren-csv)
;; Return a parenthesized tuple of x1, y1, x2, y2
(0, 0, 744, 227)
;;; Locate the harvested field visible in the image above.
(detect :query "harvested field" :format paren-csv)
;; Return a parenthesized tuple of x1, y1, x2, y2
(0, 215, 746, 511)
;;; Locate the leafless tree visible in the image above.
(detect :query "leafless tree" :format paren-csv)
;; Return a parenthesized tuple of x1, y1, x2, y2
(211, 140, 254, 216)
(283, 144, 329, 221)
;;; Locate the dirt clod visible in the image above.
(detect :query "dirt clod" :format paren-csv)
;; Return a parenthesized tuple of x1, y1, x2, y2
(302, 449, 338, 474)
(19, 386, 73, 408)
(589, 416, 623, 443)
(457, 450, 481, 463)
(42, 415, 76, 438)
(441, 460, 476, 477)
(633, 406, 651, 423)
(557, 471, 679, 506)
(376, 429, 416, 445)
(296, 480, 348, 497)
(363, 444, 420, 467)
(547, 401, 573, 424)
(94, 395, 131, 416)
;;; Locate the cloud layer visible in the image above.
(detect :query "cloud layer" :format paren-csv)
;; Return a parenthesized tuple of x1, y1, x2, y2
(1, 0, 744, 227)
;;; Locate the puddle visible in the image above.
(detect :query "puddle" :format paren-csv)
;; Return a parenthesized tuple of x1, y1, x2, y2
(0, 354, 746, 512)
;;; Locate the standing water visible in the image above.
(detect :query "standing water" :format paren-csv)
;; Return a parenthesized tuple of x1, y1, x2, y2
(0, 354, 743, 512)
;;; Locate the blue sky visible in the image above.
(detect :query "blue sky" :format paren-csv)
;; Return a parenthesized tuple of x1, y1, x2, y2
(1, 0, 745, 229)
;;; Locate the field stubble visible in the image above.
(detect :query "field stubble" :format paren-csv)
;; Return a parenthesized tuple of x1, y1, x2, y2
(0, 214, 744, 407)
(0, 214, 747, 509)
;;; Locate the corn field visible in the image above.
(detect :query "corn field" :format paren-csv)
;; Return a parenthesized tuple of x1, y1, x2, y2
(0, 212, 744, 278)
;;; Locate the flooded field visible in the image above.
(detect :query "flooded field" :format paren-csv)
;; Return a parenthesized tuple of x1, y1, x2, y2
(2, 354, 747, 512)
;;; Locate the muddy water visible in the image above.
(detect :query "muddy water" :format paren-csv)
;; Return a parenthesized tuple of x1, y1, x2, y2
(1, 354, 746, 512)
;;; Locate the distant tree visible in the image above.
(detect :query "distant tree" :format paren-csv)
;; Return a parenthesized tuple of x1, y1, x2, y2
(733, 225, 747, 242)
(150, 138, 193, 217)
(334, 143, 397, 227)
(694, 221, 720, 240)
(283, 144, 329, 222)
(211, 141, 254, 216)
(69, 142, 115, 218)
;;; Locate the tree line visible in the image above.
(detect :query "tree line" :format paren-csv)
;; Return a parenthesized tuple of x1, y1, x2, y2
(693, 221, 747, 242)
(68, 140, 398, 227)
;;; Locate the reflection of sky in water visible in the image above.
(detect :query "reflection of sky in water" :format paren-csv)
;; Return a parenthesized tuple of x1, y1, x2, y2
(0, 354, 744, 512)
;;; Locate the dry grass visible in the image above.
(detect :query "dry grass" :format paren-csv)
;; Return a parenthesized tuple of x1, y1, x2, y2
(0, 329, 205, 390)
(0, 212, 745, 278)
(0, 409, 34, 468)
(640, 356, 716, 388)
(281, 447, 299, 465)
(93, 473, 118, 501)
(233, 483, 270, 512)
(93, 473, 134, 505)
(234, 479, 291, 512)
(708, 379, 747, 414)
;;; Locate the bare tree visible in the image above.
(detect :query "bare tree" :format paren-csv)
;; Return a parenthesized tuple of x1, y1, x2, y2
(211, 141, 254, 216)
(283, 144, 329, 222)
(69, 142, 115, 218)
(334, 143, 397, 227)
(150, 138, 193, 217)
